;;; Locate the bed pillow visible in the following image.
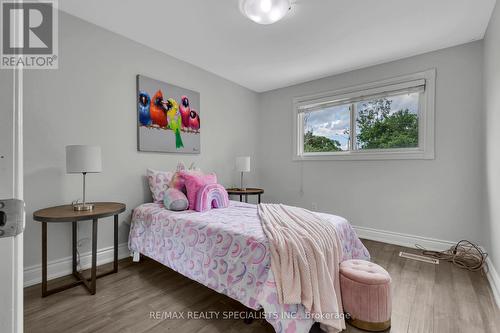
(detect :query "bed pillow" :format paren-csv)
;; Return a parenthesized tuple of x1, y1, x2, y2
(170, 169, 204, 193)
(181, 171, 217, 210)
(163, 188, 189, 211)
(147, 168, 174, 203)
(195, 183, 229, 212)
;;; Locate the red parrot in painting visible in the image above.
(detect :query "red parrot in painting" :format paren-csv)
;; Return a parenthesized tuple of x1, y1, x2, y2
(180, 96, 191, 130)
(189, 110, 200, 133)
(150, 90, 168, 128)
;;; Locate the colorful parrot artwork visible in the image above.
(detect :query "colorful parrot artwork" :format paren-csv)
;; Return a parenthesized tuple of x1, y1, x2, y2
(150, 90, 168, 128)
(138, 91, 151, 126)
(180, 96, 191, 130)
(140, 86, 199, 150)
(164, 98, 184, 149)
(189, 110, 200, 133)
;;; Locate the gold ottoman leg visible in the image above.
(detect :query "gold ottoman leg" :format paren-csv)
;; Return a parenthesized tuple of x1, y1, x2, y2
(347, 317, 391, 332)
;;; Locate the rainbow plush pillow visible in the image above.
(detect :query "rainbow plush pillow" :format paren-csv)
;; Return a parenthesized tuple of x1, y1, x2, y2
(195, 183, 229, 212)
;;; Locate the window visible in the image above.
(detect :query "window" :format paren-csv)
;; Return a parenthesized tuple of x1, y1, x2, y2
(293, 70, 435, 160)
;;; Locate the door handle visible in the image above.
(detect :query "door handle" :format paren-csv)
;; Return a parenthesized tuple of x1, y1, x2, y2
(0, 199, 24, 238)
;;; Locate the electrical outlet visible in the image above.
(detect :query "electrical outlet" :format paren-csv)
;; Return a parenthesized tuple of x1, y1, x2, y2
(311, 202, 318, 210)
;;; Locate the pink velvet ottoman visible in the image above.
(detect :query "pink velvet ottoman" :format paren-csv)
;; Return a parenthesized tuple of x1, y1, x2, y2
(340, 259, 392, 332)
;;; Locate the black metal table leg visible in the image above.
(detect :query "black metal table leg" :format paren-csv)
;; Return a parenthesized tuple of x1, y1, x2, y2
(72, 217, 118, 295)
(114, 215, 118, 273)
(239, 194, 243, 202)
(258, 194, 261, 204)
(72, 221, 77, 276)
(42, 221, 47, 297)
(42, 220, 83, 297)
(90, 218, 98, 295)
(245, 194, 248, 203)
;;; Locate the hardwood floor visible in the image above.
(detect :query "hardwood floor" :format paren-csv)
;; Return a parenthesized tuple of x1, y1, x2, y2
(24, 240, 500, 333)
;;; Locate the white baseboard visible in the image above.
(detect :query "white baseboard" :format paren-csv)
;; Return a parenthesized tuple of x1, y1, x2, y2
(485, 257, 500, 309)
(23, 242, 130, 288)
(353, 225, 499, 309)
(353, 225, 456, 251)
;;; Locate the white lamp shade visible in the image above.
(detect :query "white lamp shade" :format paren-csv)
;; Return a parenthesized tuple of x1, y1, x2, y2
(236, 156, 251, 173)
(66, 145, 102, 174)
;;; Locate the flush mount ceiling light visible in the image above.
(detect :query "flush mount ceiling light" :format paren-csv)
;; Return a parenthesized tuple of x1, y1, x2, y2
(239, 0, 292, 25)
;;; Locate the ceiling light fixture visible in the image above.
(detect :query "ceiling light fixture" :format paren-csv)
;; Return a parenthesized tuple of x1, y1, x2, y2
(239, 0, 291, 25)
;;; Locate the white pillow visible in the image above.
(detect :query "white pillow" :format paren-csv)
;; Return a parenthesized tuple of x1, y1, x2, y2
(146, 169, 173, 203)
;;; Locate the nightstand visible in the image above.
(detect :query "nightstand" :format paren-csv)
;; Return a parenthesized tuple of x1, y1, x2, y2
(33, 202, 126, 297)
(226, 188, 264, 204)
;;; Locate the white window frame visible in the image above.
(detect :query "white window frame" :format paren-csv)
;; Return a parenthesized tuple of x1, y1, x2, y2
(292, 69, 436, 161)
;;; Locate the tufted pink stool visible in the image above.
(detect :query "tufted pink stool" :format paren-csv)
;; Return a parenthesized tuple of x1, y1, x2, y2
(340, 259, 392, 332)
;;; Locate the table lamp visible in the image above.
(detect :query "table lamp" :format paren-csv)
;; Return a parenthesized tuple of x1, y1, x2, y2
(66, 145, 102, 211)
(236, 156, 251, 190)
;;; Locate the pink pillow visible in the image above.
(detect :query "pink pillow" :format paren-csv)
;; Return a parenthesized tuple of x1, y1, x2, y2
(147, 169, 173, 203)
(170, 169, 204, 193)
(181, 171, 217, 210)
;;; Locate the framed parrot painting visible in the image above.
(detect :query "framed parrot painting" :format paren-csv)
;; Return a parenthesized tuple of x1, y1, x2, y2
(136, 75, 201, 154)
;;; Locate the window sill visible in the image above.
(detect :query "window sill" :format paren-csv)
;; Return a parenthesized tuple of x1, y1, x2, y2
(294, 149, 435, 161)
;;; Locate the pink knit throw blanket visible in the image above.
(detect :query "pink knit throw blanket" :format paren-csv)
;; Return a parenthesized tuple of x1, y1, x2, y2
(258, 204, 346, 332)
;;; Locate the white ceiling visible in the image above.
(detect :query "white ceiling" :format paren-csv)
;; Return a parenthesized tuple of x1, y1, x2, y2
(59, 0, 496, 92)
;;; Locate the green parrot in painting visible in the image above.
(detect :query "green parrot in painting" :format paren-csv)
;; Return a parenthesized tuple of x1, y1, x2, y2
(164, 98, 184, 149)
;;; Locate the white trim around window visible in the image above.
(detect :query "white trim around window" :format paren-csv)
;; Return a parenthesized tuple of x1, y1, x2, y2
(292, 69, 436, 161)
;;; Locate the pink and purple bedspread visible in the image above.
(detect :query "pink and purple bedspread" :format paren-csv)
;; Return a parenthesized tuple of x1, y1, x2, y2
(129, 201, 369, 333)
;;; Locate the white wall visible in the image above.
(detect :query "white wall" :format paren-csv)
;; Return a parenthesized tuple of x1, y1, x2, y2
(20, 10, 491, 276)
(485, 2, 500, 272)
(258, 42, 484, 244)
(22, 12, 260, 269)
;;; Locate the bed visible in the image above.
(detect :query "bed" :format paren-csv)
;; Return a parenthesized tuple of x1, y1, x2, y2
(128, 200, 370, 333)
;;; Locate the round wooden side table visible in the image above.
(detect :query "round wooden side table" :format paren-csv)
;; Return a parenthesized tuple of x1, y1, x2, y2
(33, 202, 126, 297)
(226, 188, 264, 204)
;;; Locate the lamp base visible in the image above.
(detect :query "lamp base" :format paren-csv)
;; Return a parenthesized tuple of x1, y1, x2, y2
(240, 172, 246, 192)
(73, 204, 94, 211)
